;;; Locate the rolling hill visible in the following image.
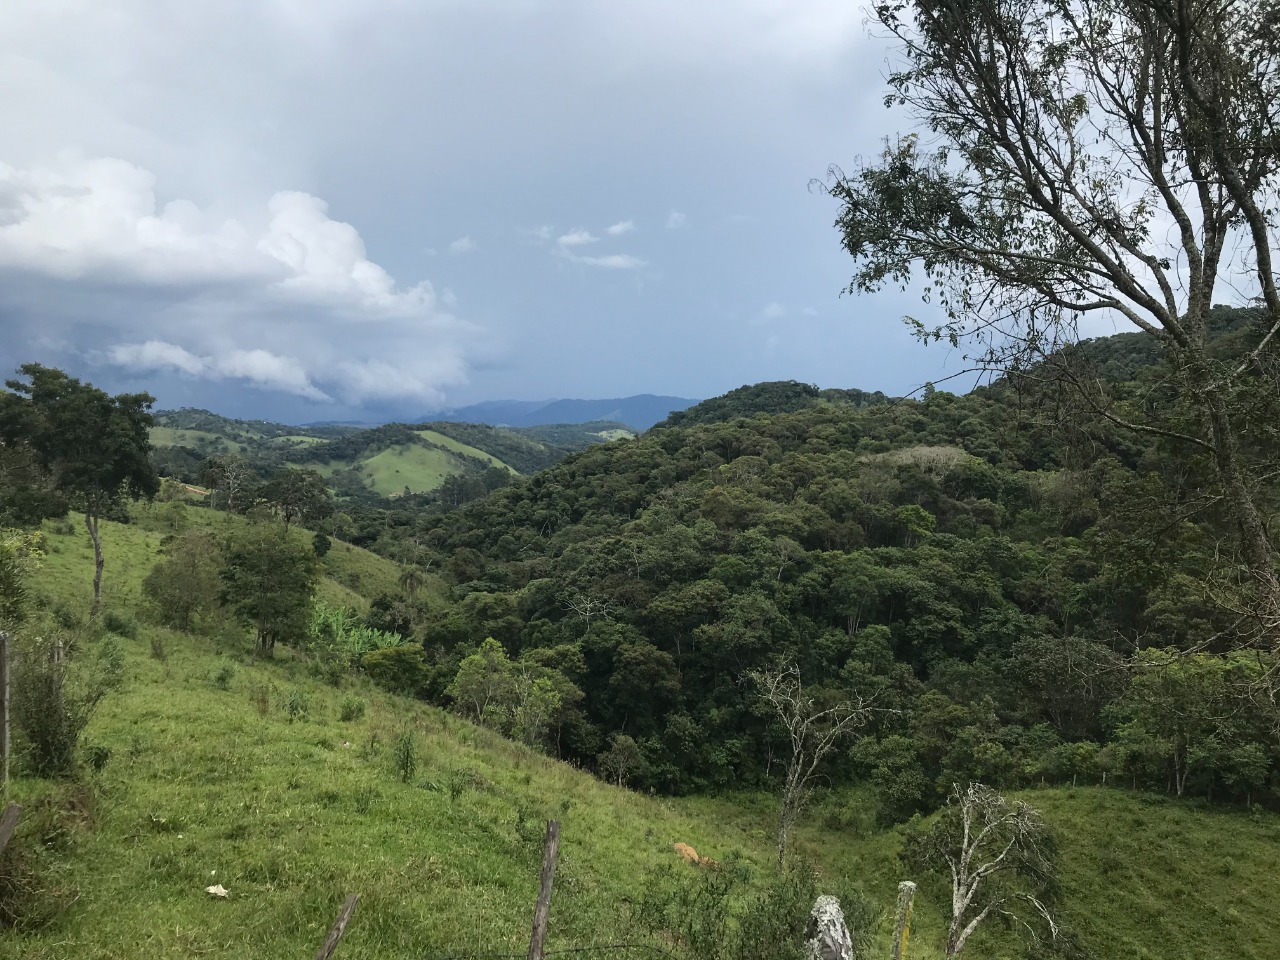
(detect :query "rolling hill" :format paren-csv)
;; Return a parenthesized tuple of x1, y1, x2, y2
(4, 507, 1279, 959)
(434, 394, 700, 431)
(148, 410, 629, 501)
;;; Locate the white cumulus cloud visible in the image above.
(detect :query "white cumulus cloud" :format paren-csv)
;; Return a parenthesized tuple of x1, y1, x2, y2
(605, 220, 635, 236)
(448, 236, 475, 254)
(0, 156, 478, 409)
(557, 229, 599, 247)
(665, 210, 687, 229)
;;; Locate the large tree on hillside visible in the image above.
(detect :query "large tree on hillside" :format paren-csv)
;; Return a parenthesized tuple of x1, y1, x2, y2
(221, 522, 318, 657)
(261, 467, 332, 531)
(825, 0, 1280, 641)
(0, 364, 158, 616)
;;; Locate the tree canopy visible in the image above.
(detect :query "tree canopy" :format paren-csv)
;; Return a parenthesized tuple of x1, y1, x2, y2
(824, 0, 1280, 641)
(0, 364, 158, 614)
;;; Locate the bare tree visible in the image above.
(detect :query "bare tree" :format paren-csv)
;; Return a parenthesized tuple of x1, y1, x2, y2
(562, 592, 614, 636)
(908, 783, 1058, 958)
(755, 664, 869, 866)
(824, 0, 1280, 641)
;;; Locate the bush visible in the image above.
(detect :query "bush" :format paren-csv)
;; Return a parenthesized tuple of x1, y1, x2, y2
(392, 731, 417, 783)
(249, 683, 272, 717)
(213, 663, 235, 691)
(339, 695, 367, 722)
(308, 649, 351, 687)
(101, 610, 137, 639)
(362, 643, 428, 696)
(279, 688, 311, 723)
(96, 635, 125, 691)
(148, 634, 167, 663)
(12, 638, 108, 778)
(637, 858, 876, 960)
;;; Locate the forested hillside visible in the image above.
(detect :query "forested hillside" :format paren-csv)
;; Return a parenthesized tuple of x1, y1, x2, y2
(398, 305, 1280, 818)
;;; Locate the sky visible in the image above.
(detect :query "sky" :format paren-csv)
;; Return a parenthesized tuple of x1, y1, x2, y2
(0, 0, 976, 423)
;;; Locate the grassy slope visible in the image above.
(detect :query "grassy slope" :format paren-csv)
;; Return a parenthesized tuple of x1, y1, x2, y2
(6, 513, 1280, 959)
(359, 445, 472, 496)
(415, 430, 517, 474)
(149, 427, 245, 453)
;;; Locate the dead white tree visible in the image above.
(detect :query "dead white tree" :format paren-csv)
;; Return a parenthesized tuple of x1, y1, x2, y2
(562, 593, 614, 636)
(755, 663, 868, 866)
(912, 783, 1058, 958)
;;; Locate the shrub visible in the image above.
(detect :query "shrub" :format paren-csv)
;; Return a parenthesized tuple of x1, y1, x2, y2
(148, 634, 167, 663)
(83, 744, 111, 774)
(101, 610, 137, 639)
(213, 663, 235, 691)
(339, 695, 367, 722)
(279, 688, 311, 722)
(392, 731, 417, 783)
(249, 683, 272, 717)
(51, 604, 81, 632)
(12, 638, 108, 778)
(363, 643, 428, 696)
(96, 635, 125, 691)
(308, 649, 351, 687)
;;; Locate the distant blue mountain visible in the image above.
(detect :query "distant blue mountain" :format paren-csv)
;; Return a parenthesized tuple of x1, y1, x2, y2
(429, 394, 700, 431)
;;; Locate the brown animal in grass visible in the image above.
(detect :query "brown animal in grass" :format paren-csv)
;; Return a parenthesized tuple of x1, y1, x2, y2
(673, 842, 700, 863)
(673, 842, 719, 868)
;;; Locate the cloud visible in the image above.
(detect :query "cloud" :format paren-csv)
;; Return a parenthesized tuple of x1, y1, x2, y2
(0, 158, 435, 315)
(666, 210, 687, 229)
(107, 340, 330, 400)
(448, 236, 475, 254)
(605, 220, 635, 236)
(557, 229, 599, 247)
(761, 301, 787, 320)
(0, 156, 478, 408)
(108, 340, 208, 377)
(571, 253, 646, 269)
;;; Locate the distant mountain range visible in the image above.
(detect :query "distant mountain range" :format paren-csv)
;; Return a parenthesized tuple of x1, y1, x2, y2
(426, 394, 701, 431)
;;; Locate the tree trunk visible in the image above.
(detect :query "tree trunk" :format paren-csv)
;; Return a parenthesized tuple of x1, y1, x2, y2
(85, 511, 104, 619)
(1198, 384, 1280, 636)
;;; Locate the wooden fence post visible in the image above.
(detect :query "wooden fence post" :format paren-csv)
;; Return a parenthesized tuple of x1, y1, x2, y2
(1, 629, 9, 797)
(891, 880, 917, 960)
(526, 819, 561, 960)
(314, 894, 359, 960)
(0, 802, 23, 858)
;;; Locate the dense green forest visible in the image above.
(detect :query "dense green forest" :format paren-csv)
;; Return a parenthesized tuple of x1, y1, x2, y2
(359, 305, 1280, 818)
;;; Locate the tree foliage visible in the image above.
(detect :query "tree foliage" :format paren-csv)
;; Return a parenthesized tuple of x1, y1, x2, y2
(221, 523, 319, 656)
(0, 364, 158, 615)
(824, 0, 1280, 639)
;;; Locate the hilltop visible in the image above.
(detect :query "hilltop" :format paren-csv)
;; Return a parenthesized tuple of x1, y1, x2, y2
(433, 394, 700, 431)
(148, 409, 631, 503)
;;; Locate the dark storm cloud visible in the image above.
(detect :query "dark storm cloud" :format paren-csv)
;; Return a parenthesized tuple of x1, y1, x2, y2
(0, 0, 958, 417)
